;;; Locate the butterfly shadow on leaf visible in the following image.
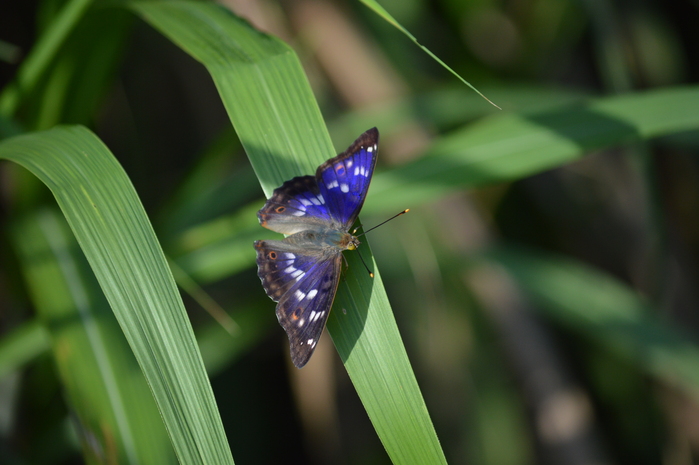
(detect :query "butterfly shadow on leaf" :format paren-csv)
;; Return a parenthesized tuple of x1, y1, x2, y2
(324, 233, 376, 365)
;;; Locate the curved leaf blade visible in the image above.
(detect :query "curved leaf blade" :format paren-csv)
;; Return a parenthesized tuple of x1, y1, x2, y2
(12, 209, 175, 464)
(0, 126, 234, 465)
(131, 2, 446, 463)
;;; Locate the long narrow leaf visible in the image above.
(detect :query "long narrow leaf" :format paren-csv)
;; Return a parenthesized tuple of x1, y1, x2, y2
(490, 247, 699, 401)
(0, 0, 94, 117)
(359, 0, 499, 108)
(0, 126, 233, 465)
(0, 320, 49, 379)
(131, 2, 446, 463)
(365, 86, 699, 215)
(12, 209, 174, 464)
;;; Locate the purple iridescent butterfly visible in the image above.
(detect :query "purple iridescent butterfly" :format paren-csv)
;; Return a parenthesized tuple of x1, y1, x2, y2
(254, 128, 379, 368)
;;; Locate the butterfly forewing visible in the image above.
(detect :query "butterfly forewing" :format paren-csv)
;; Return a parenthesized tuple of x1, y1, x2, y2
(257, 175, 334, 235)
(317, 128, 378, 229)
(254, 240, 342, 368)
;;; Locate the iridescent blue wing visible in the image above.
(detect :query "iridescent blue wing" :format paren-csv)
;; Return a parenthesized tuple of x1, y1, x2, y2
(257, 176, 333, 235)
(254, 240, 342, 368)
(317, 127, 379, 230)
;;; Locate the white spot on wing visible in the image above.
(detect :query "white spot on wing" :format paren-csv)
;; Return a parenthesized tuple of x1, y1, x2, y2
(367, 146, 373, 153)
(347, 160, 353, 168)
(354, 166, 368, 177)
(317, 194, 325, 204)
(285, 253, 296, 259)
(285, 266, 297, 274)
(290, 269, 303, 278)
(307, 289, 318, 300)
(309, 311, 316, 321)
(300, 199, 312, 206)
(311, 197, 322, 205)
(295, 290, 306, 300)
(295, 271, 306, 281)
(307, 338, 314, 345)
(298, 319, 305, 327)
(340, 183, 349, 193)
(292, 210, 305, 216)
(327, 180, 339, 189)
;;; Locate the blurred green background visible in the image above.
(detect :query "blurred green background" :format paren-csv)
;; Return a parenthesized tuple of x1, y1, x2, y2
(2, 0, 699, 464)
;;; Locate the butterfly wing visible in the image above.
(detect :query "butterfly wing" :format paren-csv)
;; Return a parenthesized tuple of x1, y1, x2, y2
(257, 175, 333, 235)
(317, 127, 379, 230)
(254, 240, 342, 368)
(257, 128, 379, 234)
(254, 128, 379, 367)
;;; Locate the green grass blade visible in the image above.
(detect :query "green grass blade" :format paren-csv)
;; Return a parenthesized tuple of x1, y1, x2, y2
(365, 86, 699, 215)
(130, 1, 333, 191)
(0, 320, 49, 379)
(359, 0, 500, 109)
(330, 85, 592, 139)
(32, 7, 133, 130)
(131, 2, 446, 463)
(12, 209, 175, 464)
(171, 201, 268, 283)
(0, 126, 233, 465)
(490, 246, 699, 401)
(0, 0, 94, 117)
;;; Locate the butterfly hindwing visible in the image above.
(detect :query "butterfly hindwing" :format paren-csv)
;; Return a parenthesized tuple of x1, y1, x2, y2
(257, 175, 333, 235)
(317, 127, 379, 229)
(254, 240, 342, 368)
(276, 254, 342, 368)
(254, 240, 324, 301)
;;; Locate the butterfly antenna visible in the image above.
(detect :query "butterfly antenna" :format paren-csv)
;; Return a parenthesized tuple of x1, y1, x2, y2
(352, 209, 409, 278)
(357, 251, 374, 278)
(354, 209, 410, 237)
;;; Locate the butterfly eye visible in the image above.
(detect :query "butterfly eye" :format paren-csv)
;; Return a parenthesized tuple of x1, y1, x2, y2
(275, 206, 286, 213)
(336, 165, 345, 175)
(292, 308, 302, 320)
(268, 251, 277, 260)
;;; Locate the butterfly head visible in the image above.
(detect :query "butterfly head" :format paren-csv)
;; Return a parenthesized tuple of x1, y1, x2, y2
(338, 232, 360, 251)
(346, 235, 360, 251)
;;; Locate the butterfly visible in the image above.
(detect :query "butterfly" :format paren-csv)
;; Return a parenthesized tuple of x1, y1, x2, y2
(254, 128, 379, 368)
